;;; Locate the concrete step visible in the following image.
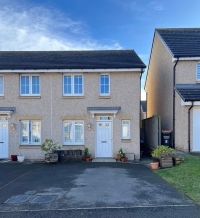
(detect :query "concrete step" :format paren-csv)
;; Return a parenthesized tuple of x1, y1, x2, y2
(92, 158, 116, 162)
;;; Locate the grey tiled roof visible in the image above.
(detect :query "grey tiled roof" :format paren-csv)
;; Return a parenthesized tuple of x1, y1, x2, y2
(87, 107, 121, 111)
(156, 28, 200, 58)
(175, 84, 200, 101)
(0, 50, 146, 70)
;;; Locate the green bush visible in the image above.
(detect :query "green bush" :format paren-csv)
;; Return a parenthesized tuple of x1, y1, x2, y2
(151, 145, 175, 158)
(41, 139, 61, 153)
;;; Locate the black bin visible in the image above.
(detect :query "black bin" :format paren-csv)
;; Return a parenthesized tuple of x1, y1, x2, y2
(161, 130, 172, 147)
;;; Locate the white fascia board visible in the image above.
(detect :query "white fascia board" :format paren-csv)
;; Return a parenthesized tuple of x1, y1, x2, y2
(181, 99, 200, 106)
(173, 57, 200, 62)
(0, 68, 143, 73)
(89, 110, 119, 118)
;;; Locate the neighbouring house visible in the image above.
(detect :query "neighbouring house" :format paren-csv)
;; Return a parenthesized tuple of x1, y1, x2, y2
(145, 28, 200, 152)
(0, 50, 146, 160)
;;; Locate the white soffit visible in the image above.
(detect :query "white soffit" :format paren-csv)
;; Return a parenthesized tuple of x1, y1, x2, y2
(89, 110, 119, 118)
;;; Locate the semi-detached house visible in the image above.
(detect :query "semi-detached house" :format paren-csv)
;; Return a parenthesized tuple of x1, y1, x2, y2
(0, 50, 145, 160)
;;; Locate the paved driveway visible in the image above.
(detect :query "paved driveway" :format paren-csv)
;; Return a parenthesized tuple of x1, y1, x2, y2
(0, 161, 194, 212)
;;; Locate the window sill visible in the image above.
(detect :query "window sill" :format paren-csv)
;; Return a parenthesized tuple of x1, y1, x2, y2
(19, 96, 41, 99)
(63, 144, 84, 146)
(0, 96, 4, 99)
(121, 139, 131, 143)
(62, 96, 85, 99)
(99, 96, 111, 99)
(19, 145, 41, 149)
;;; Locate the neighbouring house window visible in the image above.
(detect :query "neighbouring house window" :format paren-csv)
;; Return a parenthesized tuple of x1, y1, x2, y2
(122, 120, 130, 139)
(63, 120, 84, 145)
(0, 76, 3, 95)
(100, 74, 110, 95)
(63, 75, 83, 95)
(20, 120, 41, 145)
(197, 63, 200, 80)
(20, 75, 40, 95)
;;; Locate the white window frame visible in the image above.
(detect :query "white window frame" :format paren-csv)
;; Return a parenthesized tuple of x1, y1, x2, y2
(196, 63, 200, 81)
(20, 120, 41, 145)
(20, 75, 40, 96)
(0, 75, 4, 96)
(63, 120, 84, 145)
(121, 120, 130, 139)
(63, 74, 84, 96)
(99, 74, 110, 96)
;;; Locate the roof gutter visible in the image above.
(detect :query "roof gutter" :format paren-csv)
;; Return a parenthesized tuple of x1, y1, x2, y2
(172, 57, 200, 62)
(0, 68, 144, 73)
(188, 102, 193, 152)
(173, 58, 179, 149)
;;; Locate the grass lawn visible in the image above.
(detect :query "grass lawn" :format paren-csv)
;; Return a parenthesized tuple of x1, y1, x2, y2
(154, 155, 200, 204)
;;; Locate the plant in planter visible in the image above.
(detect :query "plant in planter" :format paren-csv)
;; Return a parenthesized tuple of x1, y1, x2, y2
(84, 147, 91, 162)
(17, 155, 25, 162)
(41, 139, 61, 164)
(151, 145, 175, 169)
(117, 148, 128, 162)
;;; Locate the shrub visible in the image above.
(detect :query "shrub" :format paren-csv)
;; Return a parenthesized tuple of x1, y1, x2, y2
(41, 139, 61, 153)
(151, 145, 175, 158)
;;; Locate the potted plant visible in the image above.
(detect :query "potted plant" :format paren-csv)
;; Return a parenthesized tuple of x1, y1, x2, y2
(117, 148, 123, 160)
(84, 147, 91, 162)
(151, 145, 175, 169)
(41, 139, 61, 163)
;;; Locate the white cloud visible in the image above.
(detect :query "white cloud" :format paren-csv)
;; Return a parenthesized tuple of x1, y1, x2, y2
(154, 5, 164, 11)
(0, 1, 122, 51)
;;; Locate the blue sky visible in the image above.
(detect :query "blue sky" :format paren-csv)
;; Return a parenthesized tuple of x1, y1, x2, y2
(1, 0, 200, 99)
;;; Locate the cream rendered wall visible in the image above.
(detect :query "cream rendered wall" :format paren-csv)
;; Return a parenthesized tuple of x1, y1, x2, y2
(1, 71, 141, 160)
(175, 61, 198, 151)
(146, 33, 174, 130)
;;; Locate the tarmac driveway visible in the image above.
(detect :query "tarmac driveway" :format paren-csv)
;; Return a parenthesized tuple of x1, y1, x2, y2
(0, 161, 194, 212)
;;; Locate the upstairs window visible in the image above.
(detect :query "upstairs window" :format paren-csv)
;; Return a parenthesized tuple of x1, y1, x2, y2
(99, 74, 110, 95)
(63, 75, 83, 95)
(197, 63, 200, 81)
(0, 76, 3, 95)
(20, 75, 40, 96)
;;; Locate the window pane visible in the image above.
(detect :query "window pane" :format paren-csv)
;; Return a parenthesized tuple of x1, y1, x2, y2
(32, 76, 40, 94)
(75, 121, 83, 142)
(32, 121, 41, 143)
(122, 121, 130, 138)
(0, 76, 3, 95)
(74, 75, 82, 94)
(64, 76, 71, 94)
(21, 76, 29, 94)
(64, 121, 73, 142)
(21, 121, 29, 143)
(100, 75, 109, 94)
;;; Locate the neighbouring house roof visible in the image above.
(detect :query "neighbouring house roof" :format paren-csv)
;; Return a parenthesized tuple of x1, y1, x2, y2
(175, 84, 200, 101)
(156, 28, 200, 58)
(0, 50, 146, 70)
(141, 101, 146, 112)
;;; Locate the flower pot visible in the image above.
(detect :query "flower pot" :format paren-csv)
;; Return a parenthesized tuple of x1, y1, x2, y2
(117, 154, 121, 160)
(86, 157, 90, 162)
(11, 155, 17, 161)
(82, 157, 86, 162)
(17, 155, 25, 162)
(150, 162, 159, 170)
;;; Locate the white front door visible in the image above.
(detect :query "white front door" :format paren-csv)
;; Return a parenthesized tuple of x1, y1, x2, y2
(96, 121, 112, 157)
(0, 121, 8, 158)
(193, 106, 200, 151)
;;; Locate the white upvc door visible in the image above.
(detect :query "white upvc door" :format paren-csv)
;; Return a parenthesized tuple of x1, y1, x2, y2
(0, 121, 8, 158)
(193, 106, 200, 151)
(96, 121, 112, 157)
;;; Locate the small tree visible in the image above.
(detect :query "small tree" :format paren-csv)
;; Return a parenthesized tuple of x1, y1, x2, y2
(41, 139, 61, 153)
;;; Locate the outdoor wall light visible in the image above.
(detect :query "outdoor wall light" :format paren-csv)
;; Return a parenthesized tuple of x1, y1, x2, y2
(11, 123, 16, 131)
(87, 123, 92, 131)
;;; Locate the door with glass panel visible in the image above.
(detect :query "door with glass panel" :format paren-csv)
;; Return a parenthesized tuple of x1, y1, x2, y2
(0, 121, 8, 158)
(96, 121, 112, 157)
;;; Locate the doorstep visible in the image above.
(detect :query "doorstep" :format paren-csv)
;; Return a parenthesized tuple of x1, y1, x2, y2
(92, 158, 116, 162)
